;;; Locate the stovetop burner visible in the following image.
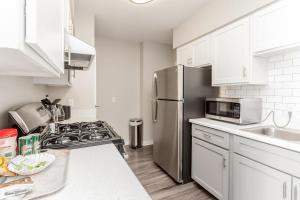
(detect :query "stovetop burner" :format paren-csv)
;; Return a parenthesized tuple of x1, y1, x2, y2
(41, 121, 124, 150)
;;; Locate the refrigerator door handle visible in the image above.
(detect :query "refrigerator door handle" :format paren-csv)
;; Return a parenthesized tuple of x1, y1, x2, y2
(153, 73, 158, 99)
(152, 100, 158, 123)
(155, 100, 158, 122)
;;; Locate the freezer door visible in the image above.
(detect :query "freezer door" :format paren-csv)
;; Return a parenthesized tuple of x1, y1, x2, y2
(154, 65, 183, 100)
(153, 100, 183, 183)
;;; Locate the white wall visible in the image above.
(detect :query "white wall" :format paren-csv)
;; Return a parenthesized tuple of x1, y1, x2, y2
(96, 36, 140, 144)
(141, 41, 174, 145)
(0, 77, 46, 128)
(173, 0, 277, 48)
(47, 6, 96, 120)
(221, 50, 300, 129)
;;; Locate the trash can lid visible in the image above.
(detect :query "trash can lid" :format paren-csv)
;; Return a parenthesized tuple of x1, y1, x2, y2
(130, 118, 142, 122)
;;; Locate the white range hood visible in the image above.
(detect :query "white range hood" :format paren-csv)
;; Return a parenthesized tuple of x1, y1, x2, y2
(64, 32, 96, 70)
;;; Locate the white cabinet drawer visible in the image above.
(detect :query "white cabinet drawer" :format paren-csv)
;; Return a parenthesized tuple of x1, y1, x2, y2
(233, 136, 300, 178)
(192, 124, 230, 149)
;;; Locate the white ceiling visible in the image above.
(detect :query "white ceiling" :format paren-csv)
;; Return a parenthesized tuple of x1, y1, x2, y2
(75, 0, 210, 44)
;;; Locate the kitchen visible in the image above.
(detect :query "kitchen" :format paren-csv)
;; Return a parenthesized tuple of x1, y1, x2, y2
(1, 0, 300, 199)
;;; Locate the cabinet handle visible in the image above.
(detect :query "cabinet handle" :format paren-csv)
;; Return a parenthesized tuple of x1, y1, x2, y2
(243, 66, 247, 78)
(223, 157, 226, 168)
(283, 182, 287, 199)
(203, 133, 212, 139)
(295, 186, 298, 200)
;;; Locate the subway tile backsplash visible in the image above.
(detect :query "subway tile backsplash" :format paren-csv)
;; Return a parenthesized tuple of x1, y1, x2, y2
(220, 50, 300, 129)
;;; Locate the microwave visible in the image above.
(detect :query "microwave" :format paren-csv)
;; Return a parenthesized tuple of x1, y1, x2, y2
(205, 97, 262, 124)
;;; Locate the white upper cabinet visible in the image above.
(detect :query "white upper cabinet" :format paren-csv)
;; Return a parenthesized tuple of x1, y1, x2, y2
(177, 35, 212, 67)
(193, 35, 212, 67)
(0, 0, 64, 77)
(212, 17, 267, 86)
(26, 0, 65, 74)
(212, 17, 250, 85)
(33, 0, 75, 85)
(252, 0, 300, 56)
(64, 0, 74, 35)
(176, 44, 195, 67)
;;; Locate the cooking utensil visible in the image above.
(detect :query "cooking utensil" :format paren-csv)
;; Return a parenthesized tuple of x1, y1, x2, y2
(3, 188, 32, 199)
(0, 177, 34, 200)
(51, 99, 61, 105)
(43, 95, 52, 106)
(41, 99, 50, 109)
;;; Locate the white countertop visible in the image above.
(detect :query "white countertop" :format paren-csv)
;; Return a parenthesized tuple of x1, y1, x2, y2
(189, 118, 300, 153)
(42, 144, 151, 200)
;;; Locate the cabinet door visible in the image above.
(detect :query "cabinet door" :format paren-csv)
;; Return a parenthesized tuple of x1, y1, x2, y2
(26, 0, 64, 74)
(64, 0, 74, 34)
(233, 154, 292, 200)
(252, 0, 300, 53)
(176, 44, 194, 66)
(192, 138, 229, 200)
(293, 177, 300, 200)
(194, 35, 212, 67)
(212, 17, 250, 85)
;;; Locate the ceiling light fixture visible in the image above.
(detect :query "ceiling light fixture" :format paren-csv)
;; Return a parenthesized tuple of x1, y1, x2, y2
(130, 0, 154, 4)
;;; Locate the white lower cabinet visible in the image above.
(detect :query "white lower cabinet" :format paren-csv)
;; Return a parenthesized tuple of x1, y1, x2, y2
(233, 153, 292, 200)
(192, 137, 229, 200)
(191, 124, 300, 200)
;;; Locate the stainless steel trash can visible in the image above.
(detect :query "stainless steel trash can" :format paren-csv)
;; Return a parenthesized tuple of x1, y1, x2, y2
(129, 118, 143, 149)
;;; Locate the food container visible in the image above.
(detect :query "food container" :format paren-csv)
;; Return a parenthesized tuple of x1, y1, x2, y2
(0, 129, 17, 159)
(18, 136, 33, 156)
(31, 134, 41, 154)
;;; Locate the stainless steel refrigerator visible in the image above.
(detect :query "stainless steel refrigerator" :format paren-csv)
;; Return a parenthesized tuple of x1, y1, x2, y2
(152, 65, 218, 184)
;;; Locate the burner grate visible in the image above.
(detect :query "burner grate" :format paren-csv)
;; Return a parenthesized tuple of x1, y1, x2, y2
(41, 121, 122, 150)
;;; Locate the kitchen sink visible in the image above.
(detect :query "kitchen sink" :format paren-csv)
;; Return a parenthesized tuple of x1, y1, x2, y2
(242, 126, 300, 141)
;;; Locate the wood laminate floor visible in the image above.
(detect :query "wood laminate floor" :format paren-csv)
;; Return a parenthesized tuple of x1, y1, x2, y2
(125, 145, 217, 200)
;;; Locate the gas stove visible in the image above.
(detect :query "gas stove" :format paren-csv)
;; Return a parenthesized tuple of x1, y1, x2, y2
(41, 121, 125, 153)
